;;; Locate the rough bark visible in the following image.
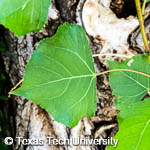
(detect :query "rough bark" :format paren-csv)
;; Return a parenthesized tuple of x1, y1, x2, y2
(1, 0, 143, 150)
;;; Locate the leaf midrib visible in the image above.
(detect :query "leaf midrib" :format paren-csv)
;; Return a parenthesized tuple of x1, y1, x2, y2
(21, 74, 95, 92)
(135, 119, 150, 150)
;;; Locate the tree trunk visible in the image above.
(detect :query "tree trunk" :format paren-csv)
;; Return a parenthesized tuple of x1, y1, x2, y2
(1, 0, 137, 149)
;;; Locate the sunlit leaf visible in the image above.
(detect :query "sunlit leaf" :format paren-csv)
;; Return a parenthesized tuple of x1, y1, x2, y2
(11, 23, 97, 127)
(108, 55, 150, 102)
(108, 98, 150, 150)
(0, 0, 50, 36)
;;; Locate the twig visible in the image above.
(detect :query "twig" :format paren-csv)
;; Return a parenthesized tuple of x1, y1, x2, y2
(135, 0, 150, 63)
(135, 0, 150, 53)
(92, 53, 132, 58)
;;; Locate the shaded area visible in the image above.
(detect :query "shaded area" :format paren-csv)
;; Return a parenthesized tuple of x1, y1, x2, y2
(110, 0, 137, 18)
(0, 25, 14, 150)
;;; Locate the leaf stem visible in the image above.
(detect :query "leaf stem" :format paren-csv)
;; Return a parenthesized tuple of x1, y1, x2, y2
(8, 79, 23, 97)
(142, 0, 146, 16)
(135, 0, 150, 53)
(95, 69, 150, 77)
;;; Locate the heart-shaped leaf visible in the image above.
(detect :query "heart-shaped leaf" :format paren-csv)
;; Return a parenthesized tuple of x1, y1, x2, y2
(11, 23, 97, 127)
(0, 0, 50, 37)
(107, 98, 150, 150)
(108, 55, 150, 102)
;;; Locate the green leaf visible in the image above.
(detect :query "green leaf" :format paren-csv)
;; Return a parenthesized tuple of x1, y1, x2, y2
(107, 98, 150, 150)
(11, 23, 97, 127)
(108, 55, 150, 102)
(114, 96, 138, 110)
(0, 0, 50, 37)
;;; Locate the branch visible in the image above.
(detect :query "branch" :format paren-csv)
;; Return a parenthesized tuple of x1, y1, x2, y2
(135, 0, 150, 53)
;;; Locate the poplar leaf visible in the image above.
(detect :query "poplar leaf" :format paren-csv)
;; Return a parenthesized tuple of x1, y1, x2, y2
(11, 23, 97, 127)
(108, 98, 150, 150)
(0, 0, 50, 36)
(108, 55, 150, 102)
